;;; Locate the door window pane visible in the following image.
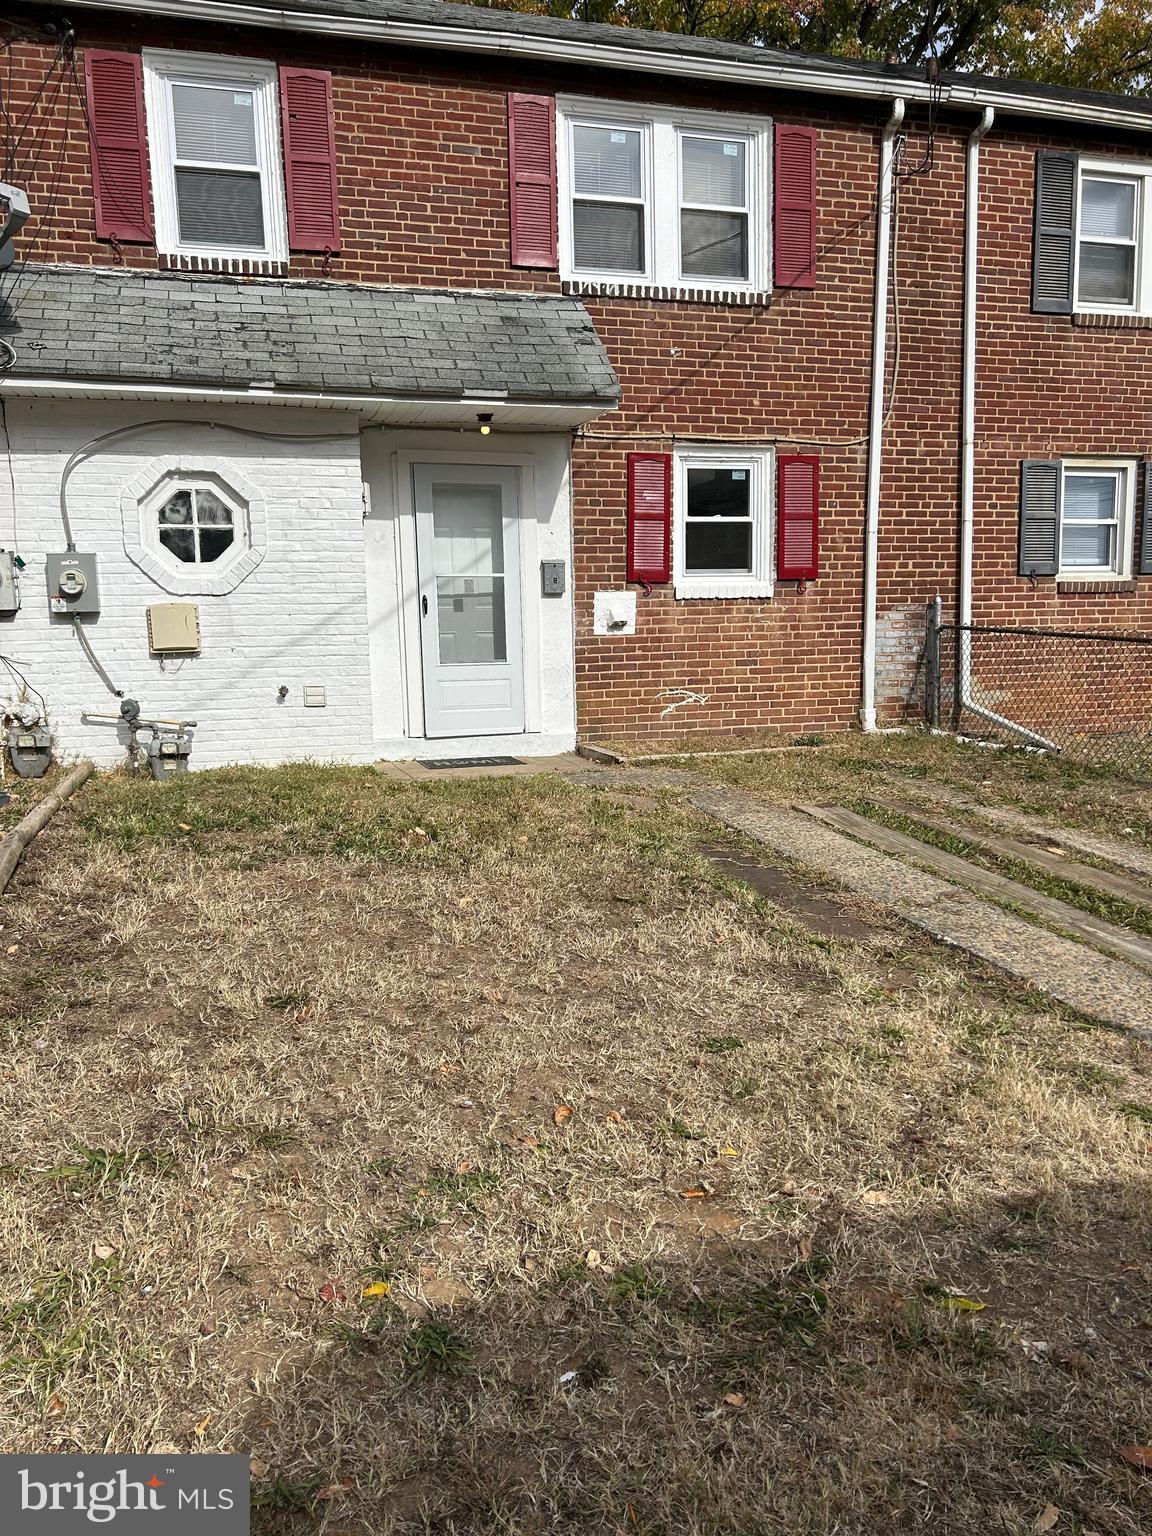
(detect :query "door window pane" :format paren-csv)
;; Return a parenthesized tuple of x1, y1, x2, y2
(430, 485, 508, 665)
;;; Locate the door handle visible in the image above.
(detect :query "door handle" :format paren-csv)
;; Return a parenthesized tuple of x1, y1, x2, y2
(422, 594, 428, 617)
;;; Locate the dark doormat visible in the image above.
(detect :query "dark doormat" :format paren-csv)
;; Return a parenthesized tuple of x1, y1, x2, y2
(418, 756, 525, 770)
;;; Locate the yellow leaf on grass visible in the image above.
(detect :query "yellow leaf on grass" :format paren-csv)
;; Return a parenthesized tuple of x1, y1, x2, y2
(718, 1146, 740, 1158)
(940, 1295, 986, 1312)
(193, 1413, 212, 1439)
(553, 1105, 573, 1127)
(361, 1282, 391, 1298)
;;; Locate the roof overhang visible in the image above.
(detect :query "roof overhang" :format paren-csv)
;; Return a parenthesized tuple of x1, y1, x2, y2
(0, 375, 616, 429)
(50, 0, 1152, 135)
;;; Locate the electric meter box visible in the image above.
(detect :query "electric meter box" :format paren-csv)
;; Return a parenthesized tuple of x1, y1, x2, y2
(0, 550, 18, 613)
(46, 552, 101, 614)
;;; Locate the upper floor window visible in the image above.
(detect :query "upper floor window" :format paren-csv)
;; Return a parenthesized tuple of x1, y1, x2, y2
(143, 50, 287, 264)
(1075, 160, 1151, 315)
(558, 99, 770, 293)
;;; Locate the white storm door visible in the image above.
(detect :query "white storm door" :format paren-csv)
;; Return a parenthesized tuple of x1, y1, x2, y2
(414, 463, 525, 738)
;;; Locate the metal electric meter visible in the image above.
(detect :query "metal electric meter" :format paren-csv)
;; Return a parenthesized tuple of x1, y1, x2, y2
(8, 724, 51, 778)
(46, 553, 100, 614)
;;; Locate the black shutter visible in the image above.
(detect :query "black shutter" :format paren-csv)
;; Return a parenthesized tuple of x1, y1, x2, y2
(1019, 460, 1061, 577)
(1141, 461, 1152, 576)
(1032, 152, 1078, 314)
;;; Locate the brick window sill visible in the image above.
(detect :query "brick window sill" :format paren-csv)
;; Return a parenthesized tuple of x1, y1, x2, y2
(563, 278, 772, 307)
(1072, 311, 1152, 330)
(1056, 579, 1138, 594)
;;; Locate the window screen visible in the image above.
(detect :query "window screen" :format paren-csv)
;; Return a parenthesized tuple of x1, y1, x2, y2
(680, 134, 748, 281)
(1078, 176, 1138, 306)
(169, 79, 266, 249)
(571, 124, 644, 273)
(684, 465, 754, 573)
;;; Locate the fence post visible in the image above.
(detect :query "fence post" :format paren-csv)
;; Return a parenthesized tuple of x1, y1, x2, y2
(925, 595, 942, 728)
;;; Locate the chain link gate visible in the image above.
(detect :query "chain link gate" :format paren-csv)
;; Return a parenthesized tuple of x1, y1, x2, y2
(925, 602, 1152, 774)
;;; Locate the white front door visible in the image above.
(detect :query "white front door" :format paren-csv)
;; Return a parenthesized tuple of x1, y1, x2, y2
(414, 463, 525, 738)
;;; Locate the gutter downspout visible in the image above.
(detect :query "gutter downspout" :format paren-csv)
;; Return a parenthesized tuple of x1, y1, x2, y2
(860, 96, 904, 732)
(957, 107, 1058, 751)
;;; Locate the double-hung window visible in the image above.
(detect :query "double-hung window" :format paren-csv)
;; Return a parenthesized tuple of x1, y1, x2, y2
(559, 99, 770, 293)
(1074, 159, 1152, 314)
(143, 50, 287, 265)
(674, 446, 774, 599)
(1060, 462, 1134, 578)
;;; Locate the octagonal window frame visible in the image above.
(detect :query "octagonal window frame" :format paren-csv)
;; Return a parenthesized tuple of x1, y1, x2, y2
(122, 454, 267, 596)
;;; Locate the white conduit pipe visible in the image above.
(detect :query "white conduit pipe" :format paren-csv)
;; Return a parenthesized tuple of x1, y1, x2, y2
(859, 96, 904, 733)
(957, 106, 1058, 752)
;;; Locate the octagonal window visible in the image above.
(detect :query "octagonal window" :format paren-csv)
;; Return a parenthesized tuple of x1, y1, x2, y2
(157, 483, 238, 564)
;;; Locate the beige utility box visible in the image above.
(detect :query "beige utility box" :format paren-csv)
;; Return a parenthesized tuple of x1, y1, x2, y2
(147, 601, 201, 654)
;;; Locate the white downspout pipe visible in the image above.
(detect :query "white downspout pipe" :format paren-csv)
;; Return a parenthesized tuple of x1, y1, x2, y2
(956, 106, 1058, 750)
(860, 97, 904, 732)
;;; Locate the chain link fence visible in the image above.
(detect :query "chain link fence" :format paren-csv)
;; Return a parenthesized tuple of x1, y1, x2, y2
(926, 613, 1152, 775)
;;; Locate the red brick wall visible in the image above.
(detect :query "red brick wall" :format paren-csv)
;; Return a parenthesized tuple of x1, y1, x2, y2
(4, 6, 1151, 743)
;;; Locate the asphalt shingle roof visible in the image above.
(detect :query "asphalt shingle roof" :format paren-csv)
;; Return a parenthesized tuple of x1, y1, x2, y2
(0, 266, 620, 402)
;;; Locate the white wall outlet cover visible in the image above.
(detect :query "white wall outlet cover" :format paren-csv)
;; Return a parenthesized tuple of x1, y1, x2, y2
(303, 685, 327, 707)
(592, 590, 637, 637)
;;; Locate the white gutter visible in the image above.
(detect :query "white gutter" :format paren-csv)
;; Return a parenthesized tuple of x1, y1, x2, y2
(954, 106, 1058, 752)
(859, 96, 904, 734)
(0, 376, 615, 428)
(51, 0, 1152, 135)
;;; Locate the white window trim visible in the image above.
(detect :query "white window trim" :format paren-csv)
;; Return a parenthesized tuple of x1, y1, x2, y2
(1075, 158, 1152, 317)
(121, 455, 267, 596)
(143, 49, 288, 267)
(673, 444, 774, 600)
(1057, 457, 1136, 582)
(557, 96, 772, 299)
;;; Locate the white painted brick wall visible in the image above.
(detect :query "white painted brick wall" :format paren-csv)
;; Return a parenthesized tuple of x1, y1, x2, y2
(0, 401, 377, 769)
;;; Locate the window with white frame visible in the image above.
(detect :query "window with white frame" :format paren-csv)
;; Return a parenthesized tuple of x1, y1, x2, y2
(1076, 161, 1152, 313)
(559, 100, 770, 292)
(143, 50, 287, 264)
(674, 445, 774, 599)
(1059, 461, 1134, 578)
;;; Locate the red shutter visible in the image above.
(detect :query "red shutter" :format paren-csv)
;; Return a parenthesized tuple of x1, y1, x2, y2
(508, 93, 557, 269)
(776, 454, 820, 580)
(280, 66, 341, 253)
(774, 125, 817, 290)
(627, 453, 672, 584)
(83, 49, 153, 243)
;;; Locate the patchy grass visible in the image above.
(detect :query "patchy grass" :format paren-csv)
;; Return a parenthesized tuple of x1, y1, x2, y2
(606, 727, 1152, 849)
(0, 760, 1149, 1536)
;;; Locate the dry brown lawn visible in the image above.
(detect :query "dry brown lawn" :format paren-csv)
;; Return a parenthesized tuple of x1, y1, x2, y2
(0, 750, 1149, 1536)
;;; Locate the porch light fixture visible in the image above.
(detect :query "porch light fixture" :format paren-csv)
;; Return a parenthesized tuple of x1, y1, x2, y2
(477, 413, 493, 436)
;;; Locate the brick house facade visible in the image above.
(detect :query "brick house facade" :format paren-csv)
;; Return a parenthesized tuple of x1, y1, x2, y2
(0, 0, 1149, 768)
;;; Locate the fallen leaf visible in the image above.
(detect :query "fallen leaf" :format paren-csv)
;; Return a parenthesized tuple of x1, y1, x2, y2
(319, 1282, 346, 1305)
(718, 1146, 740, 1158)
(681, 1187, 708, 1200)
(315, 1479, 354, 1501)
(797, 1234, 814, 1263)
(361, 1281, 391, 1298)
(553, 1105, 573, 1127)
(512, 1132, 540, 1149)
(1033, 1505, 1060, 1533)
(456, 1160, 474, 1174)
(93, 1243, 116, 1260)
(778, 1179, 797, 1196)
(176, 822, 193, 833)
(249, 1459, 269, 1481)
(1119, 1445, 1152, 1471)
(192, 1413, 212, 1439)
(5, 944, 17, 955)
(198, 1320, 216, 1337)
(861, 1189, 893, 1206)
(605, 1110, 625, 1125)
(938, 1295, 986, 1312)
(723, 1391, 746, 1408)
(585, 1249, 603, 1270)
(45, 1393, 66, 1419)
(402, 827, 431, 848)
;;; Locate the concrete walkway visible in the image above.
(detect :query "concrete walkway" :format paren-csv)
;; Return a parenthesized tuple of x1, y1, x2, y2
(564, 767, 1152, 1038)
